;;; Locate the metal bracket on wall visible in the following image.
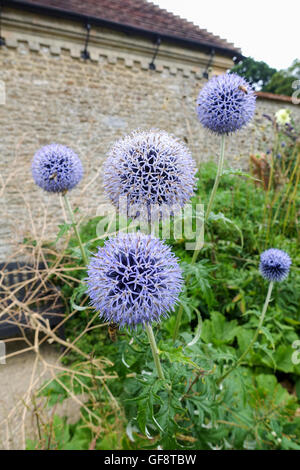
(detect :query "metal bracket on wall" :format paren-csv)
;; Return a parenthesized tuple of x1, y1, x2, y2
(149, 37, 161, 70)
(203, 49, 215, 79)
(81, 23, 91, 60)
(0, 2, 6, 46)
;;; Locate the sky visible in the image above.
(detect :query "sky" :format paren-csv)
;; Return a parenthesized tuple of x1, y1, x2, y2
(153, 0, 299, 71)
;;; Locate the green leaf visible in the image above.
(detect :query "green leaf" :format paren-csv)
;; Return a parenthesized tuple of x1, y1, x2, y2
(256, 343, 277, 370)
(70, 282, 88, 311)
(187, 309, 202, 347)
(96, 432, 119, 450)
(281, 437, 300, 450)
(222, 168, 262, 183)
(283, 317, 300, 326)
(202, 312, 240, 346)
(55, 223, 72, 243)
(181, 261, 215, 305)
(52, 415, 70, 448)
(39, 377, 69, 407)
(208, 212, 244, 246)
(237, 328, 253, 353)
(274, 345, 295, 373)
(161, 346, 200, 369)
(260, 326, 275, 349)
(255, 374, 294, 407)
(179, 297, 193, 322)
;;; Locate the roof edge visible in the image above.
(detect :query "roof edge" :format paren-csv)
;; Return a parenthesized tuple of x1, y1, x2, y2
(3, 0, 243, 59)
(256, 91, 297, 104)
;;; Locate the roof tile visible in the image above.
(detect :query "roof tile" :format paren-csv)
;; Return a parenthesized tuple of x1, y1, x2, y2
(8, 0, 241, 54)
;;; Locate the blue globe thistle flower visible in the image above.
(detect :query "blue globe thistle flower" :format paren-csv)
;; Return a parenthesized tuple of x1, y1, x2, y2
(196, 73, 256, 135)
(259, 248, 291, 282)
(86, 233, 183, 328)
(103, 130, 196, 220)
(32, 144, 83, 193)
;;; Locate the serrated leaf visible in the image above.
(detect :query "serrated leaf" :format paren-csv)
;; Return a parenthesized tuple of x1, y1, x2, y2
(187, 309, 202, 347)
(54, 223, 72, 243)
(260, 326, 275, 350)
(255, 343, 277, 370)
(161, 346, 200, 369)
(202, 312, 240, 346)
(179, 297, 192, 322)
(208, 212, 244, 246)
(222, 168, 262, 183)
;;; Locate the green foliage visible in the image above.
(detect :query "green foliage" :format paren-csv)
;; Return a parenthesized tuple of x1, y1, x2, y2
(231, 57, 276, 90)
(264, 59, 300, 96)
(263, 72, 295, 96)
(29, 156, 300, 450)
(231, 56, 300, 96)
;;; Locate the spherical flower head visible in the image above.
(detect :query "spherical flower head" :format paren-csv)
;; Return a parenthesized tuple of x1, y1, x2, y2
(103, 130, 197, 220)
(259, 248, 291, 282)
(86, 233, 183, 328)
(275, 109, 291, 126)
(32, 144, 83, 193)
(196, 73, 256, 135)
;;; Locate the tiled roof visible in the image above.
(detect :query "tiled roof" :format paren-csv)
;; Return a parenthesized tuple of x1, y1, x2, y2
(6, 0, 241, 56)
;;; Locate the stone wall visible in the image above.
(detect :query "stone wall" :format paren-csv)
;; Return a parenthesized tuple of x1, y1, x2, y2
(0, 8, 299, 260)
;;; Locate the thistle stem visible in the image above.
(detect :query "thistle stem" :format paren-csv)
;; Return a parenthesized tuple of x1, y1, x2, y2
(63, 193, 88, 266)
(172, 299, 184, 342)
(217, 281, 274, 386)
(204, 134, 226, 223)
(145, 323, 165, 380)
(172, 135, 226, 341)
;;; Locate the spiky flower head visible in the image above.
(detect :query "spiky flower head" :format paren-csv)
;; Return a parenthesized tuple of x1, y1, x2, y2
(275, 109, 291, 126)
(32, 144, 83, 193)
(86, 232, 183, 328)
(103, 130, 196, 220)
(196, 73, 256, 135)
(259, 248, 291, 282)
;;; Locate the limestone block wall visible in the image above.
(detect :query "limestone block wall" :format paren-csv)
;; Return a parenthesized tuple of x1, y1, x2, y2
(0, 8, 299, 260)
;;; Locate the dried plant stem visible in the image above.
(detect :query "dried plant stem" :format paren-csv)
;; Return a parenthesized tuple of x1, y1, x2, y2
(262, 133, 279, 245)
(282, 151, 300, 235)
(172, 135, 226, 341)
(63, 193, 88, 265)
(145, 324, 165, 380)
(140, 220, 165, 380)
(271, 149, 300, 227)
(217, 281, 274, 386)
(0, 193, 122, 449)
